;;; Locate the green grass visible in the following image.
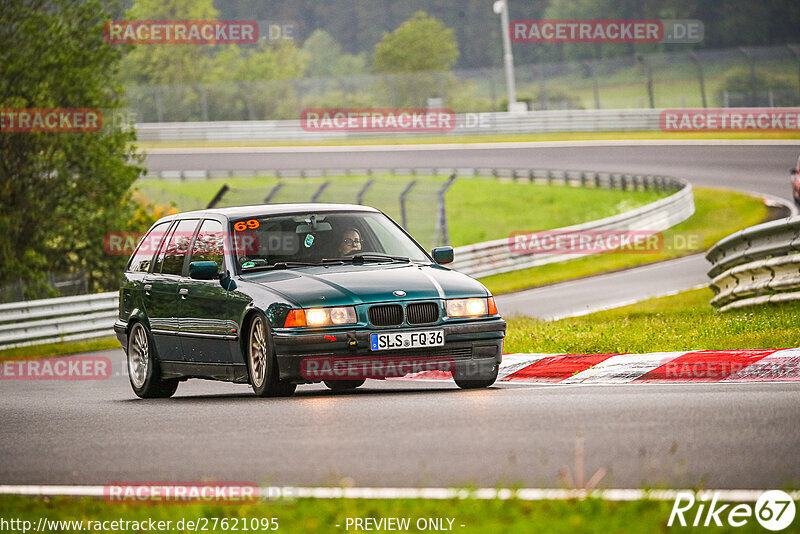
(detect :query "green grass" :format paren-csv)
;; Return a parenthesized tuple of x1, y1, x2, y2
(137, 129, 799, 149)
(0, 495, 784, 533)
(0, 336, 118, 360)
(480, 187, 768, 294)
(136, 175, 668, 247)
(504, 287, 800, 355)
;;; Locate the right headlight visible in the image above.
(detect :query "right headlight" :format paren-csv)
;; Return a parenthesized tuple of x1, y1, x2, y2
(446, 297, 497, 317)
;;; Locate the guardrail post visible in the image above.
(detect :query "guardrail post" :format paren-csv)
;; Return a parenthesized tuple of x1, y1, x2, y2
(399, 180, 418, 229)
(356, 179, 375, 205)
(206, 185, 229, 208)
(310, 181, 331, 202)
(263, 183, 285, 204)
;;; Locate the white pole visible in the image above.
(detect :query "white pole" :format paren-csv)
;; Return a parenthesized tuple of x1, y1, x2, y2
(494, 0, 519, 110)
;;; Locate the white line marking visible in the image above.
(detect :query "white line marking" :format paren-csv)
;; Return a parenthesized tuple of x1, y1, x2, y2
(0, 485, 796, 502)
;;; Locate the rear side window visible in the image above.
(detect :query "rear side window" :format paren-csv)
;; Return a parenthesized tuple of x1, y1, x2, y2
(189, 219, 225, 273)
(126, 221, 171, 273)
(159, 219, 200, 276)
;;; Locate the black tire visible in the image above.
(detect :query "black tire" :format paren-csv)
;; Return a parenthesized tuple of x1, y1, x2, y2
(246, 313, 296, 397)
(453, 361, 499, 389)
(127, 322, 179, 399)
(324, 379, 366, 391)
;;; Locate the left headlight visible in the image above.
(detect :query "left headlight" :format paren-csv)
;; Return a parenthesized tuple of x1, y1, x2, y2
(446, 297, 497, 317)
(284, 306, 357, 327)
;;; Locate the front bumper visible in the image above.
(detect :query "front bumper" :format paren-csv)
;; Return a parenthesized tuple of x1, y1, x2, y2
(272, 318, 506, 382)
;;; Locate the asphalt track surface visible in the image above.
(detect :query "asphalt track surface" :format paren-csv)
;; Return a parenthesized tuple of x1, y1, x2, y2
(1, 142, 798, 491)
(1, 353, 799, 489)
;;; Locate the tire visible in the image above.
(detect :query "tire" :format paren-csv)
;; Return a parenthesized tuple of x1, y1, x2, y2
(247, 313, 296, 397)
(127, 322, 179, 399)
(453, 360, 499, 390)
(324, 379, 365, 391)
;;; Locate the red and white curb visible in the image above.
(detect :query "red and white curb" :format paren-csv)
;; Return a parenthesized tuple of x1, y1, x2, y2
(401, 348, 800, 384)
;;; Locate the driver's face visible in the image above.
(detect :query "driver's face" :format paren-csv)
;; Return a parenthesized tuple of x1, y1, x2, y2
(339, 229, 361, 255)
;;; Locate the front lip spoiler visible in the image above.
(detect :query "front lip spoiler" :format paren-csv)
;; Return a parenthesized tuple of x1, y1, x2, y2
(272, 318, 506, 346)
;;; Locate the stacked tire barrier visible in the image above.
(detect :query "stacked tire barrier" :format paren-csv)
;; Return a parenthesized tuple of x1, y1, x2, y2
(707, 215, 800, 311)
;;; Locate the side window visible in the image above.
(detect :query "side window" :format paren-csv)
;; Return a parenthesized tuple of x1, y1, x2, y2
(189, 219, 225, 273)
(159, 219, 200, 276)
(126, 221, 171, 273)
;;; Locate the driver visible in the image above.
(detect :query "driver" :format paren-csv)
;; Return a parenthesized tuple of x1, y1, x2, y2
(338, 228, 362, 256)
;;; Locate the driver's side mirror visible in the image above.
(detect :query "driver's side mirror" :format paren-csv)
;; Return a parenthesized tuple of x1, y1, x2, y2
(432, 246, 454, 264)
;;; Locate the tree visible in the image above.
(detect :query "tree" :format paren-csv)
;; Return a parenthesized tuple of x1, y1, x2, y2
(0, 0, 144, 296)
(302, 29, 367, 78)
(374, 11, 458, 74)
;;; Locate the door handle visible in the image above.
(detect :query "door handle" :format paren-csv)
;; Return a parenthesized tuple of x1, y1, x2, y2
(179, 288, 189, 299)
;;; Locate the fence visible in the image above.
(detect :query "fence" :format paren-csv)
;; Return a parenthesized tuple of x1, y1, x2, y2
(126, 45, 800, 122)
(706, 215, 800, 311)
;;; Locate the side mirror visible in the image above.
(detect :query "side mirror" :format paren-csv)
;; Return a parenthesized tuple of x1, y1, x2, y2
(432, 246, 454, 264)
(189, 261, 220, 280)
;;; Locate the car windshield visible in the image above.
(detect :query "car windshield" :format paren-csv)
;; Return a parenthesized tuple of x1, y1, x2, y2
(231, 211, 431, 270)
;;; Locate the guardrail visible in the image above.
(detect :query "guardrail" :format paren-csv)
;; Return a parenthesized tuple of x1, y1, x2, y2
(706, 215, 800, 311)
(137, 109, 673, 142)
(452, 175, 693, 278)
(0, 292, 118, 350)
(1, 169, 692, 349)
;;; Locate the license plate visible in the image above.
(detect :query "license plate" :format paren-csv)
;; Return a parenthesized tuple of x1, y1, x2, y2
(370, 330, 444, 351)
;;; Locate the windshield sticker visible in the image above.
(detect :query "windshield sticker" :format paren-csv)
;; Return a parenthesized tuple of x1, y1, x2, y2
(304, 234, 315, 248)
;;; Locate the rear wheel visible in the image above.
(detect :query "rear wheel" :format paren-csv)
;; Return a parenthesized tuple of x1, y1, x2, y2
(453, 361, 498, 389)
(247, 314, 296, 397)
(324, 379, 365, 391)
(127, 322, 179, 398)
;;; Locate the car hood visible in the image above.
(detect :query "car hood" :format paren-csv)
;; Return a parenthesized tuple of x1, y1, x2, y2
(243, 263, 488, 308)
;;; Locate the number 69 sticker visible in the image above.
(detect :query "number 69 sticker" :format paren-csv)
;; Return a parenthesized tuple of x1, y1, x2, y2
(234, 219, 260, 231)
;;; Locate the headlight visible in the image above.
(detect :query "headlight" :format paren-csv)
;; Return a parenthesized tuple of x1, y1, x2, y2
(283, 306, 357, 327)
(446, 297, 497, 317)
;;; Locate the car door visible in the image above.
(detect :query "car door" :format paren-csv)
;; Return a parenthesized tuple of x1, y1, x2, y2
(143, 219, 200, 361)
(179, 218, 236, 364)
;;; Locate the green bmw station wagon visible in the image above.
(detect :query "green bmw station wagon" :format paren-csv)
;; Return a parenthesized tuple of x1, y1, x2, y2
(115, 204, 506, 398)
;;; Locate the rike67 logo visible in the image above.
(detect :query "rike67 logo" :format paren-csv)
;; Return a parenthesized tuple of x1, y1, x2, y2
(668, 490, 796, 531)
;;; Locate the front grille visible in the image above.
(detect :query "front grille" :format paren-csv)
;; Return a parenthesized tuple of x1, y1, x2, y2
(406, 302, 439, 325)
(369, 304, 403, 326)
(377, 346, 473, 360)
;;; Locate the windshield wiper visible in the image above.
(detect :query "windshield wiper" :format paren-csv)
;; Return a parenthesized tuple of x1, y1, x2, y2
(321, 254, 410, 264)
(241, 261, 319, 272)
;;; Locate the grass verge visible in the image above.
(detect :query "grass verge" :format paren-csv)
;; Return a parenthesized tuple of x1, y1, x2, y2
(137, 129, 799, 149)
(480, 187, 768, 295)
(504, 287, 800, 354)
(136, 175, 668, 247)
(0, 495, 782, 533)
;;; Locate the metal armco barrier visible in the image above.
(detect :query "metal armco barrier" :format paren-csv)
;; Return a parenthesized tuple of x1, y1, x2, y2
(451, 176, 693, 278)
(707, 216, 800, 311)
(137, 109, 674, 142)
(0, 292, 118, 350)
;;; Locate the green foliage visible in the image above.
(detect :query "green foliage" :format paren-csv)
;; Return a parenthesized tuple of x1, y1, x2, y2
(302, 29, 367, 77)
(715, 68, 796, 107)
(0, 0, 144, 296)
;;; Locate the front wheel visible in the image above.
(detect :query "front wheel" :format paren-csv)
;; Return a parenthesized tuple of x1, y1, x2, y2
(453, 361, 498, 389)
(127, 322, 179, 398)
(247, 314, 296, 397)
